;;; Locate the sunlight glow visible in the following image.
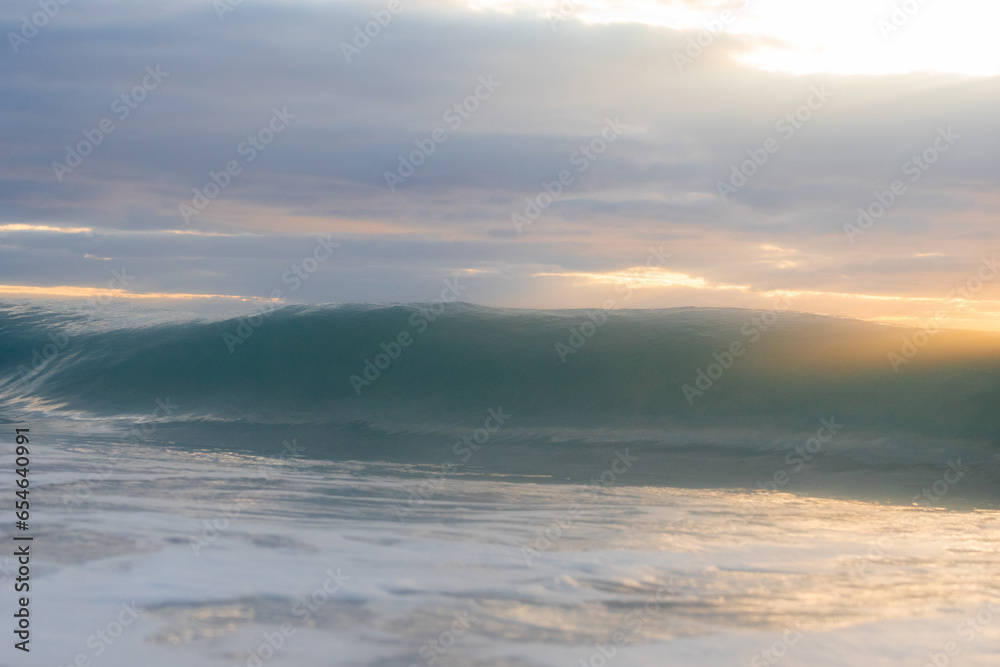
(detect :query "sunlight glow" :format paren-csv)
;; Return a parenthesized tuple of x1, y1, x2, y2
(532, 269, 1000, 331)
(0, 224, 93, 234)
(0, 225, 245, 238)
(0, 285, 273, 301)
(533, 267, 751, 291)
(467, 0, 1000, 76)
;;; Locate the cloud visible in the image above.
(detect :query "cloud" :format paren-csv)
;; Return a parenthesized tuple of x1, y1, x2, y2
(1, 0, 998, 329)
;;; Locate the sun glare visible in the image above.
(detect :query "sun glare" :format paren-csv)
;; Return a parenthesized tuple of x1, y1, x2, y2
(468, 0, 1000, 77)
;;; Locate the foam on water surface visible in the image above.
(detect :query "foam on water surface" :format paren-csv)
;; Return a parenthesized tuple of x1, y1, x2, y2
(9, 438, 999, 667)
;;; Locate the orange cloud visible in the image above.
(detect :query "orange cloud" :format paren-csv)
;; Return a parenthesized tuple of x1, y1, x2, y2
(0, 284, 271, 302)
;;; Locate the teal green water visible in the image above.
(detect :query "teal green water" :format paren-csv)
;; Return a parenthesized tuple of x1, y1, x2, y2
(2, 301, 998, 502)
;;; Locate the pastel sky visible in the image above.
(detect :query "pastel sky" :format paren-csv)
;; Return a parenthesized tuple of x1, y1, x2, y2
(3, 0, 1000, 329)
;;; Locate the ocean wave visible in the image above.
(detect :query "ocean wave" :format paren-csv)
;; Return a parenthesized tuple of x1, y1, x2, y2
(1, 300, 999, 441)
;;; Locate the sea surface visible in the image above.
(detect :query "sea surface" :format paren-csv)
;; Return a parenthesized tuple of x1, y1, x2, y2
(1, 301, 998, 666)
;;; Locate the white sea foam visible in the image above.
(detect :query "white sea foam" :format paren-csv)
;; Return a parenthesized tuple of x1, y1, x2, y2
(4, 438, 998, 666)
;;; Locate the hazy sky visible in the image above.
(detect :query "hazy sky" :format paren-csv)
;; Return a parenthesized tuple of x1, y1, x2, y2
(3, 0, 999, 329)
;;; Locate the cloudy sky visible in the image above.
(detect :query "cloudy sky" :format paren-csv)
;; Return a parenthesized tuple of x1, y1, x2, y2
(3, 0, 1000, 329)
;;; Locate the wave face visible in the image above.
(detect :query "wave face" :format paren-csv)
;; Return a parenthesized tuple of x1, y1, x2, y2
(2, 300, 1000, 500)
(3, 301, 1000, 434)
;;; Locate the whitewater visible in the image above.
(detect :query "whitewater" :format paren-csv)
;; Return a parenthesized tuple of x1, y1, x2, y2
(1, 301, 998, 666)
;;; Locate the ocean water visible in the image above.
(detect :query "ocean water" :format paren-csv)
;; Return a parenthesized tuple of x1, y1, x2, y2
(1, 301, 999, 666)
